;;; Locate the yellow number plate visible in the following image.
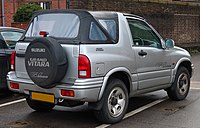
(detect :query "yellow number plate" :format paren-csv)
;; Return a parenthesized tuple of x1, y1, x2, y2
(31, 92, 55, 103)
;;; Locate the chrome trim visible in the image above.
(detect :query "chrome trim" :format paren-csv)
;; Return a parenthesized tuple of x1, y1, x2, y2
(58, 84, 102, 89)
(7, 71, 34, 84)
(74, 77, 103, 86)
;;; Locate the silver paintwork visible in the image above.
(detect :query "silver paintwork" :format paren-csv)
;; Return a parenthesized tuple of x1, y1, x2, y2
(98, 67, 133, 100)
(7, 71, 102, 102)
(7, 12, 193, 104)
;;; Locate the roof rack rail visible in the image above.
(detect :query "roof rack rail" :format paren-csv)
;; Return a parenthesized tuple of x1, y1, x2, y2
(123, 13, 145, 20)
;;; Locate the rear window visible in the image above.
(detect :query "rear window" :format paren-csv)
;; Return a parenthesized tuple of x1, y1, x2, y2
(0, 31, 23, 48)
(1, 31, 23, 41)
(25, 13, 80, 38)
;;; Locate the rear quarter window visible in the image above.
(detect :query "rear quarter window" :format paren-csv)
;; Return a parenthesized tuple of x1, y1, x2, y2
(89, 19, 117, 42)
(99, 19, 116, 40)
(89, 22, 107, 41)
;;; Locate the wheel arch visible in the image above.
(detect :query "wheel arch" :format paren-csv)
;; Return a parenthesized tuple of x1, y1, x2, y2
(98, 67, 132, 101)
(179, 61, 193, 78)
(172, 57, 193, 83)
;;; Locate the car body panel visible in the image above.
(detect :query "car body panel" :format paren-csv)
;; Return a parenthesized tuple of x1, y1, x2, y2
(7, 10, 193, 103)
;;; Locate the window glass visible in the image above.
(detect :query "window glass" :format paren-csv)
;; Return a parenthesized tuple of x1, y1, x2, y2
(128, 19, 161, 48)
(26, 13, 80, 38)
(89, 22, 107, 41)
(39, 2, 51, 9)
(0, 31, 23, 48)
(30, 2, 51, 9)
(99, 20, 116, 40)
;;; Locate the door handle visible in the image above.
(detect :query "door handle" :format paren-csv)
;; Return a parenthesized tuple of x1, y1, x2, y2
(138, 50, 147, 56)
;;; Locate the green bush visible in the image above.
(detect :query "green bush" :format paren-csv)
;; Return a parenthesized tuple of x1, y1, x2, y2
(13, 4, 42, 22)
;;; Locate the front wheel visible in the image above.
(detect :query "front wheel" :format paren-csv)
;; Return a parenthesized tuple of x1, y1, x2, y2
(26, 96, 55, 111)
(167, 66, 190, 101)
(94, 79, 129, 124)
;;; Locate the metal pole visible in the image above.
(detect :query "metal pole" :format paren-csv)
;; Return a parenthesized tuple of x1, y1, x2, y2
(66, 0, 70, 9)
(1, 0, 5, 26)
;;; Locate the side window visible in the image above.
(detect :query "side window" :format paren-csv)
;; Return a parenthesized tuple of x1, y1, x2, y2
(89, 22, 107, 41)
(128, 19, 161, 48)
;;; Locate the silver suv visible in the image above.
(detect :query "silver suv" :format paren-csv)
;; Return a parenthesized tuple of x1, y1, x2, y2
(7, 10, 194, 123)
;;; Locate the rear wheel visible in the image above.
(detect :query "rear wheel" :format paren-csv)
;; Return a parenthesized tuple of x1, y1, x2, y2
(26, 96, 55, 111)
(94, 79, 128, 124)
(167, 66, 190, 101)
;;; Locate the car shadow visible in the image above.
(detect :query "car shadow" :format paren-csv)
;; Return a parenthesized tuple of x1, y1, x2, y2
(0, 90, 25, 104)
(14, 91, 166, 128)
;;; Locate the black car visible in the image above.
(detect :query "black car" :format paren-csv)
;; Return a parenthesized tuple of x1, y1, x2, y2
(0, 27, 24, 89)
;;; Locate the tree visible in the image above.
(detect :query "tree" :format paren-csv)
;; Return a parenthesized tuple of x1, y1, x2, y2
(13, 4, 42, 22)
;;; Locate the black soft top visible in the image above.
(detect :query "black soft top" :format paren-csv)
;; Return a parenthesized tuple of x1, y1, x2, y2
(25, 9, 120, 44)
(32, 9, 118, 19)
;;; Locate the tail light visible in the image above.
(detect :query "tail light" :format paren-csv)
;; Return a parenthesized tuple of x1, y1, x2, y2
(61, 89, 74, 97)
(10, 82, 19, 89)
(39, 31, 49, 37)
(78, 54, 91, 78)
(11, 51, 16, 71)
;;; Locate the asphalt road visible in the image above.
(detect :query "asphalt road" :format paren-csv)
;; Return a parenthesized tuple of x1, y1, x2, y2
(0, 54, 200, 128)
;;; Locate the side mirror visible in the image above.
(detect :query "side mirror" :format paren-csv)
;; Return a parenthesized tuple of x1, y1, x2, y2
(165, 39, 175, 48)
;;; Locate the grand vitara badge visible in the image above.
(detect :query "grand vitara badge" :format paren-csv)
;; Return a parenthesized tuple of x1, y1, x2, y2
(28, 58, 50, 67)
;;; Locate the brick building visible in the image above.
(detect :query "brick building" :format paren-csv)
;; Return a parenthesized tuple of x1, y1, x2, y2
(0, 0, 69, 27)
(0, 0, 199, 27)
(0, 0, 200, 46)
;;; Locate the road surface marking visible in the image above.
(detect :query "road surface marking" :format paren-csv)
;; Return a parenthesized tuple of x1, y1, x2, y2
(96, 97, 168, 128)
(191, 81, 200, 84)
(0, 98, 26, 108)
(191, 87, 200, 90)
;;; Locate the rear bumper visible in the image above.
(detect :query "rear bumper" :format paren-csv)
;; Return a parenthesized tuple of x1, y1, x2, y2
(7, 71, 103, 102)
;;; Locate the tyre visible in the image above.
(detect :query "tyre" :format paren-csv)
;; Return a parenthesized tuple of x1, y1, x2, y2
(25, 37, 68, 89)
(94, 79, 129, 124)
(26, 96, 55, 111)
(167, 66, 190, 101)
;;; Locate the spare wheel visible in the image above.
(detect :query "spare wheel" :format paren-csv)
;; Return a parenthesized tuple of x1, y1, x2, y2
(25, 37, 68, 88)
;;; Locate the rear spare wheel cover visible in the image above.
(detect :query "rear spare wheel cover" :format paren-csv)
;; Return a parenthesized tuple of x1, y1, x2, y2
(25, 37, 67, 88)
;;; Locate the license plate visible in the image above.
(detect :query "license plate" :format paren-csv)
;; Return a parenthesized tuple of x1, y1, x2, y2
(31, 92, 55, 103)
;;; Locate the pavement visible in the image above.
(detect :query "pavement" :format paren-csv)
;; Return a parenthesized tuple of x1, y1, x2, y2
(191, 54, 200, 82)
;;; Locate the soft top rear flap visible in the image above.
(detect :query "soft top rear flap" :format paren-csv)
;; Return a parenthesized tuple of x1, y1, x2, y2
(23, 9, 118, 44)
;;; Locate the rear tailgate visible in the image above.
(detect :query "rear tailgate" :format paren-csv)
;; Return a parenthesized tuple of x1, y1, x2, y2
(15, 42, 29, 79)
(15, 42, 79, 84)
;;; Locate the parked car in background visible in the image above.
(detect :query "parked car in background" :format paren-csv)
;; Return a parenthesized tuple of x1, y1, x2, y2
(0, 27, 24, 89)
